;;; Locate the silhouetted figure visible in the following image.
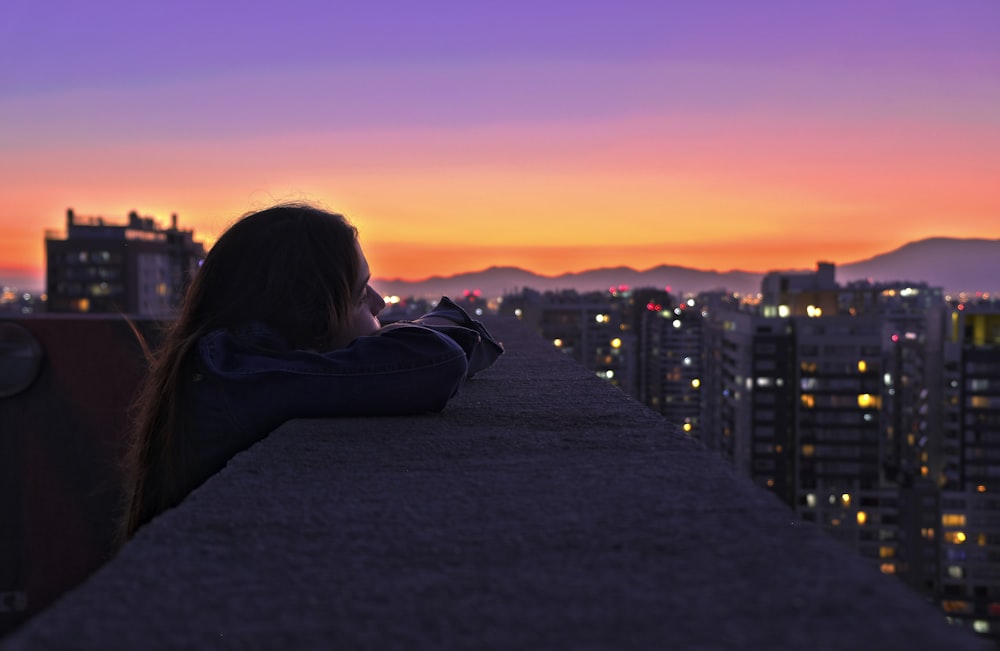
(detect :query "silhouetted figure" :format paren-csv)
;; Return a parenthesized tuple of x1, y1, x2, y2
(119, 204, 502, 544)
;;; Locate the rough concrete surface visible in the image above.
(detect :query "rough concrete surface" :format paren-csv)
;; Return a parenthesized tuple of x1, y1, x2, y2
(2, 317, 990, 650)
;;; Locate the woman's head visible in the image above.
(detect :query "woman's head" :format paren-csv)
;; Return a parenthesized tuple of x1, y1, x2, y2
(184, 203, 384, 349)
(120, 203, 385, 544)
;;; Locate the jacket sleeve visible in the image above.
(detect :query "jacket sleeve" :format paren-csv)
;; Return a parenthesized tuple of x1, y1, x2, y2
(197, 323, 473, 422)
(382, 296, 504, 378)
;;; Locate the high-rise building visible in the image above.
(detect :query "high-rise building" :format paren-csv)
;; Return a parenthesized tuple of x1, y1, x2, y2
(46, 209, 205, 315)
(937, 303, 1000, 638)
(704, 267, 953, 578)
(629, 288, 703, 435)
(503, 262, 999, 643)
(700, 307, 797, 501)
(514, 289, 634, 393)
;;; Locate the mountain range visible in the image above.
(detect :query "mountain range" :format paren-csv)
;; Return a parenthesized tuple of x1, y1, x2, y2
(374, 238, 1000, 299)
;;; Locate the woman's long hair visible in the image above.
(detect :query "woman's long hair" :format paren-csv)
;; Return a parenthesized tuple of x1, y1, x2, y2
(118, 204, 359, 545)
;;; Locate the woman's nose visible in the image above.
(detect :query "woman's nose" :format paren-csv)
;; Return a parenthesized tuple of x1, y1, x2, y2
(368, 286, 386, 315)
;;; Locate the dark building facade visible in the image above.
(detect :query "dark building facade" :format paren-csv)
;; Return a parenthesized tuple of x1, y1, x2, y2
(46, 209, 205, 315)
(503, 263, 1000, 643)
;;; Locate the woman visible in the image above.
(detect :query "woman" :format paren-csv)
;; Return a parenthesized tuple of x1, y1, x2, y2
(120, 203, 502, 543)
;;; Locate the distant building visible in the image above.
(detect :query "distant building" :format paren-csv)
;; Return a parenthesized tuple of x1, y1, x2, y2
(46, 209, 205, 315)
(504, 261, 1000, 643)
(504, 288, 635, 393)
(629, 288, 704, 436)
(936, 303, 1000, 636)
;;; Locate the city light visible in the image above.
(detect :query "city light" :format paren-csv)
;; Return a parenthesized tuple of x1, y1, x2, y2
(505, 262, 1000, 637)
(857, 394, 878, 409)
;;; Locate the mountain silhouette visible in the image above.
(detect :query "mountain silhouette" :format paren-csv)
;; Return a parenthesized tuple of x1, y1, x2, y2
(375, 237, 1000, 298)
(837, 238, 1000, 295)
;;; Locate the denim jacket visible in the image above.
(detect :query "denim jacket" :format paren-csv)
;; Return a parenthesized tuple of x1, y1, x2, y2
(177, 297, 503, 498)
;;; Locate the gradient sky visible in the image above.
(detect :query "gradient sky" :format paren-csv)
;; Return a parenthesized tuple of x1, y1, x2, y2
(2, 0, 998, 288)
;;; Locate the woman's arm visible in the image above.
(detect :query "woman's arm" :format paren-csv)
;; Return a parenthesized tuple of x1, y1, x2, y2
(380, 297, 504, 378)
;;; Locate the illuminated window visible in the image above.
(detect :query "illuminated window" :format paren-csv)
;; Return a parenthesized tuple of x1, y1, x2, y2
(942, 600, 971, 614)
(948, 566, 964, 579)
(856, 511, 868, 525)
(801, 444, 815, 457)
(857, 360, 867, 373)
(841, 493, 851, 506)
(691, 378, 701, 389)
(944, 531, 967, 544)
(801, 394, 815, 408)
(857, 394, 880, 409)
(879, 546, 895, 558)
(879, 563, 895, 574)
(553, 339, 563, 348)
(942, 514, 966, 527)
(610, 338, 622, 349)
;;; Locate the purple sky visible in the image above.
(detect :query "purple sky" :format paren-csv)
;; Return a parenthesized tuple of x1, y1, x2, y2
(2, 0, 998, 287)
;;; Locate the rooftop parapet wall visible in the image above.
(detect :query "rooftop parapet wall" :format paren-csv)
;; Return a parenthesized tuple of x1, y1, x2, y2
(2, 318, 989, 650)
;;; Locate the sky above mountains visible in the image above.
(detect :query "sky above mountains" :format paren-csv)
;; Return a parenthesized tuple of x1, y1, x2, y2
(2, 0, 998, 286)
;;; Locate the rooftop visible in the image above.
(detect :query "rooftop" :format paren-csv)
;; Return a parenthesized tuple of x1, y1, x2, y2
(1, 317, 989, 650)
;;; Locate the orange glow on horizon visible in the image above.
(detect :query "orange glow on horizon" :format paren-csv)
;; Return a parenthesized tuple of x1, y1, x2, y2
(2, 113, 998, 288)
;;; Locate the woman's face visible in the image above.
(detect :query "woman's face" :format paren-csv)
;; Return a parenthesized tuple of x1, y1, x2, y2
(330, 241, 385, 348)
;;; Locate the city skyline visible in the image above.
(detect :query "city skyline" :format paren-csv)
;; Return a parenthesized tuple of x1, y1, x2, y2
(2, 1, 998, 286)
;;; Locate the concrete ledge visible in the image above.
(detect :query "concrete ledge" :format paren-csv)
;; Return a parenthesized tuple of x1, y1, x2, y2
(2, 318, 989, 650)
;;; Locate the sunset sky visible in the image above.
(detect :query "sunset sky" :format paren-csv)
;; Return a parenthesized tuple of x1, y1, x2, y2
(2, 0, 998, 289)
